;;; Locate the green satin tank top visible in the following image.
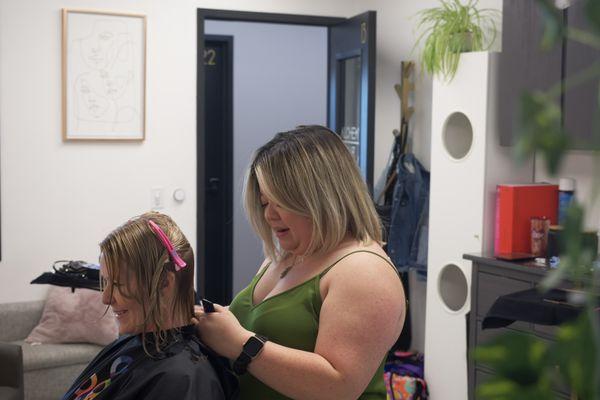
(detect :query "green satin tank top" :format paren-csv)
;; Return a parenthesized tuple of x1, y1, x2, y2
(229, 250, 394, 400)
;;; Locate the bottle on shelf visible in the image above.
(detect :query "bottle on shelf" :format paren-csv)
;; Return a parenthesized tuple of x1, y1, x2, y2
(558, 177, 576, 226)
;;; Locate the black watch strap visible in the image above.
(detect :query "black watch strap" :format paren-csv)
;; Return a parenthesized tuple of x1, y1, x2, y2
(232, 335, 267, 375)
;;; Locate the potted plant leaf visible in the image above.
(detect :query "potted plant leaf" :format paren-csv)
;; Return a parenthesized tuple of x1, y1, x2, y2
(415, 0, 500, 81)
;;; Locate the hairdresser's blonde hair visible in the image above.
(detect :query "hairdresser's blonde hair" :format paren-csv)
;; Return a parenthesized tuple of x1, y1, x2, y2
(244, 125, 382, 262)
(99, 212, 194, 352)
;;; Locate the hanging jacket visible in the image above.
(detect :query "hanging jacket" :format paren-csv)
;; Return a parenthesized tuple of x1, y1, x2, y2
(387, 153, 430, 278)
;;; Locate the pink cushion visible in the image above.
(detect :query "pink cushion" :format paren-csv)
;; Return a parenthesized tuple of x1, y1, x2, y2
(26, 286, 118, 346)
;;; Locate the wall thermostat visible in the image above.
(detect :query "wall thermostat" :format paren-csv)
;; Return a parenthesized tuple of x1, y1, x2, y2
(173, 188, 186, 202)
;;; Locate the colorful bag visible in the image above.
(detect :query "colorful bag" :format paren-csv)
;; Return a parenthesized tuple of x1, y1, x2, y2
(384, 351, 429, 400)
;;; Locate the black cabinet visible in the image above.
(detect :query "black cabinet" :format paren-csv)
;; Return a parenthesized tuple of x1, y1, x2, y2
(564, 0, 600, 148)
(498, 0, 563, 147)
(465, 254, 574, 400)
(498, 0, 599, 149)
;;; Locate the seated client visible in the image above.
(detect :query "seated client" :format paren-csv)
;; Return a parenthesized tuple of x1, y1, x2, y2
(62, 212, 237, 400)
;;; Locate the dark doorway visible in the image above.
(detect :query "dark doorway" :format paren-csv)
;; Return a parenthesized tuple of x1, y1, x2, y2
(197, 9, 376, 299)
(201, 35, 233, 304)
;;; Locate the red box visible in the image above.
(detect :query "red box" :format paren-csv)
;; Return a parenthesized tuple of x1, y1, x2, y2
(494, 183, 559, 255)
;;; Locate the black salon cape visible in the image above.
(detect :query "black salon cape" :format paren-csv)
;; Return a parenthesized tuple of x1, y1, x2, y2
(62, 325, 238, 400)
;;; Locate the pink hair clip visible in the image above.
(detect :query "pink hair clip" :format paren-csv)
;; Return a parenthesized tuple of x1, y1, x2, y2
(148, 220, 187, 271)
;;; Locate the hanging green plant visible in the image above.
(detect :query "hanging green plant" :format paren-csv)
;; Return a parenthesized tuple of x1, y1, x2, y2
(414, 0, 500, 81)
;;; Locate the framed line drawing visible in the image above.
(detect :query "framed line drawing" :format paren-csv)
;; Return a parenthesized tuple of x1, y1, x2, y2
(62, 9, 146, 141)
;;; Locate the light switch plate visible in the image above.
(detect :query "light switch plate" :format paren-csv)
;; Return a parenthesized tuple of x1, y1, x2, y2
(151, 187, 164, 210)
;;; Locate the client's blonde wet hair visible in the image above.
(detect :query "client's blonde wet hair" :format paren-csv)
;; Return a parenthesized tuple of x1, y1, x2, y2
(99, 212, 194, 353)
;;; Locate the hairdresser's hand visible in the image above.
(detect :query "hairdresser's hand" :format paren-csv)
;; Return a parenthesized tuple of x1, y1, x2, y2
(193, 303, 253, 359)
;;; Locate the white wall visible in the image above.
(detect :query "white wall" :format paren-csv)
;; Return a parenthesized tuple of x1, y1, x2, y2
(0, 0, 425, 304)
(371, 0, 502, 179)
(0, 0, 201, 303)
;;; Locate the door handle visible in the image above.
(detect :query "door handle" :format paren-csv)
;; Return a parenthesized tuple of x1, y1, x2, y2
(207, 177, 220, 193)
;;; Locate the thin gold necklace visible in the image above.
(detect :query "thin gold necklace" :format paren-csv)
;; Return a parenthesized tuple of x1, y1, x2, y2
(279, 255, 303, 279)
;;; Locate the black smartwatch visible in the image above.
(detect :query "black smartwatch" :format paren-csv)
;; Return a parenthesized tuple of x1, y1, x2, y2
(232, 335, 268, 375)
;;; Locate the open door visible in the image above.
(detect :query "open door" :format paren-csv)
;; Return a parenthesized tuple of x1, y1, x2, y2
(203, 35, 233, 305)
(328, 11, 376, 192)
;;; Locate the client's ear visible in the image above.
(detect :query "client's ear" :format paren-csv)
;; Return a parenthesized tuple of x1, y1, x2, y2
(161, 270, 176, 294)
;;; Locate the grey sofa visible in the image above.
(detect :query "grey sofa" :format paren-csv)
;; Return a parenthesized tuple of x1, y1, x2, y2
(0, 301, 104, 400)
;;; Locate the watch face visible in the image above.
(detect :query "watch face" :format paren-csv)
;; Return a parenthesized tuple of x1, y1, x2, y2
(244, 336, 265, 356)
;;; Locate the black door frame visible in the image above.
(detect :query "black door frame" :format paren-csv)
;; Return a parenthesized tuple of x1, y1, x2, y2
(196, 8, 374, 296)
(328, 12, 377, 188)
(202, 34, 234, 304)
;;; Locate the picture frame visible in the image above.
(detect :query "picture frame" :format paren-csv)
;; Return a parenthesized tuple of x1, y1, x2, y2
(62, 9, 147, 141)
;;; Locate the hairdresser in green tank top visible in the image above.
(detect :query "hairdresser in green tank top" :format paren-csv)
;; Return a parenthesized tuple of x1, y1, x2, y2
(195, 126, 406, 399)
